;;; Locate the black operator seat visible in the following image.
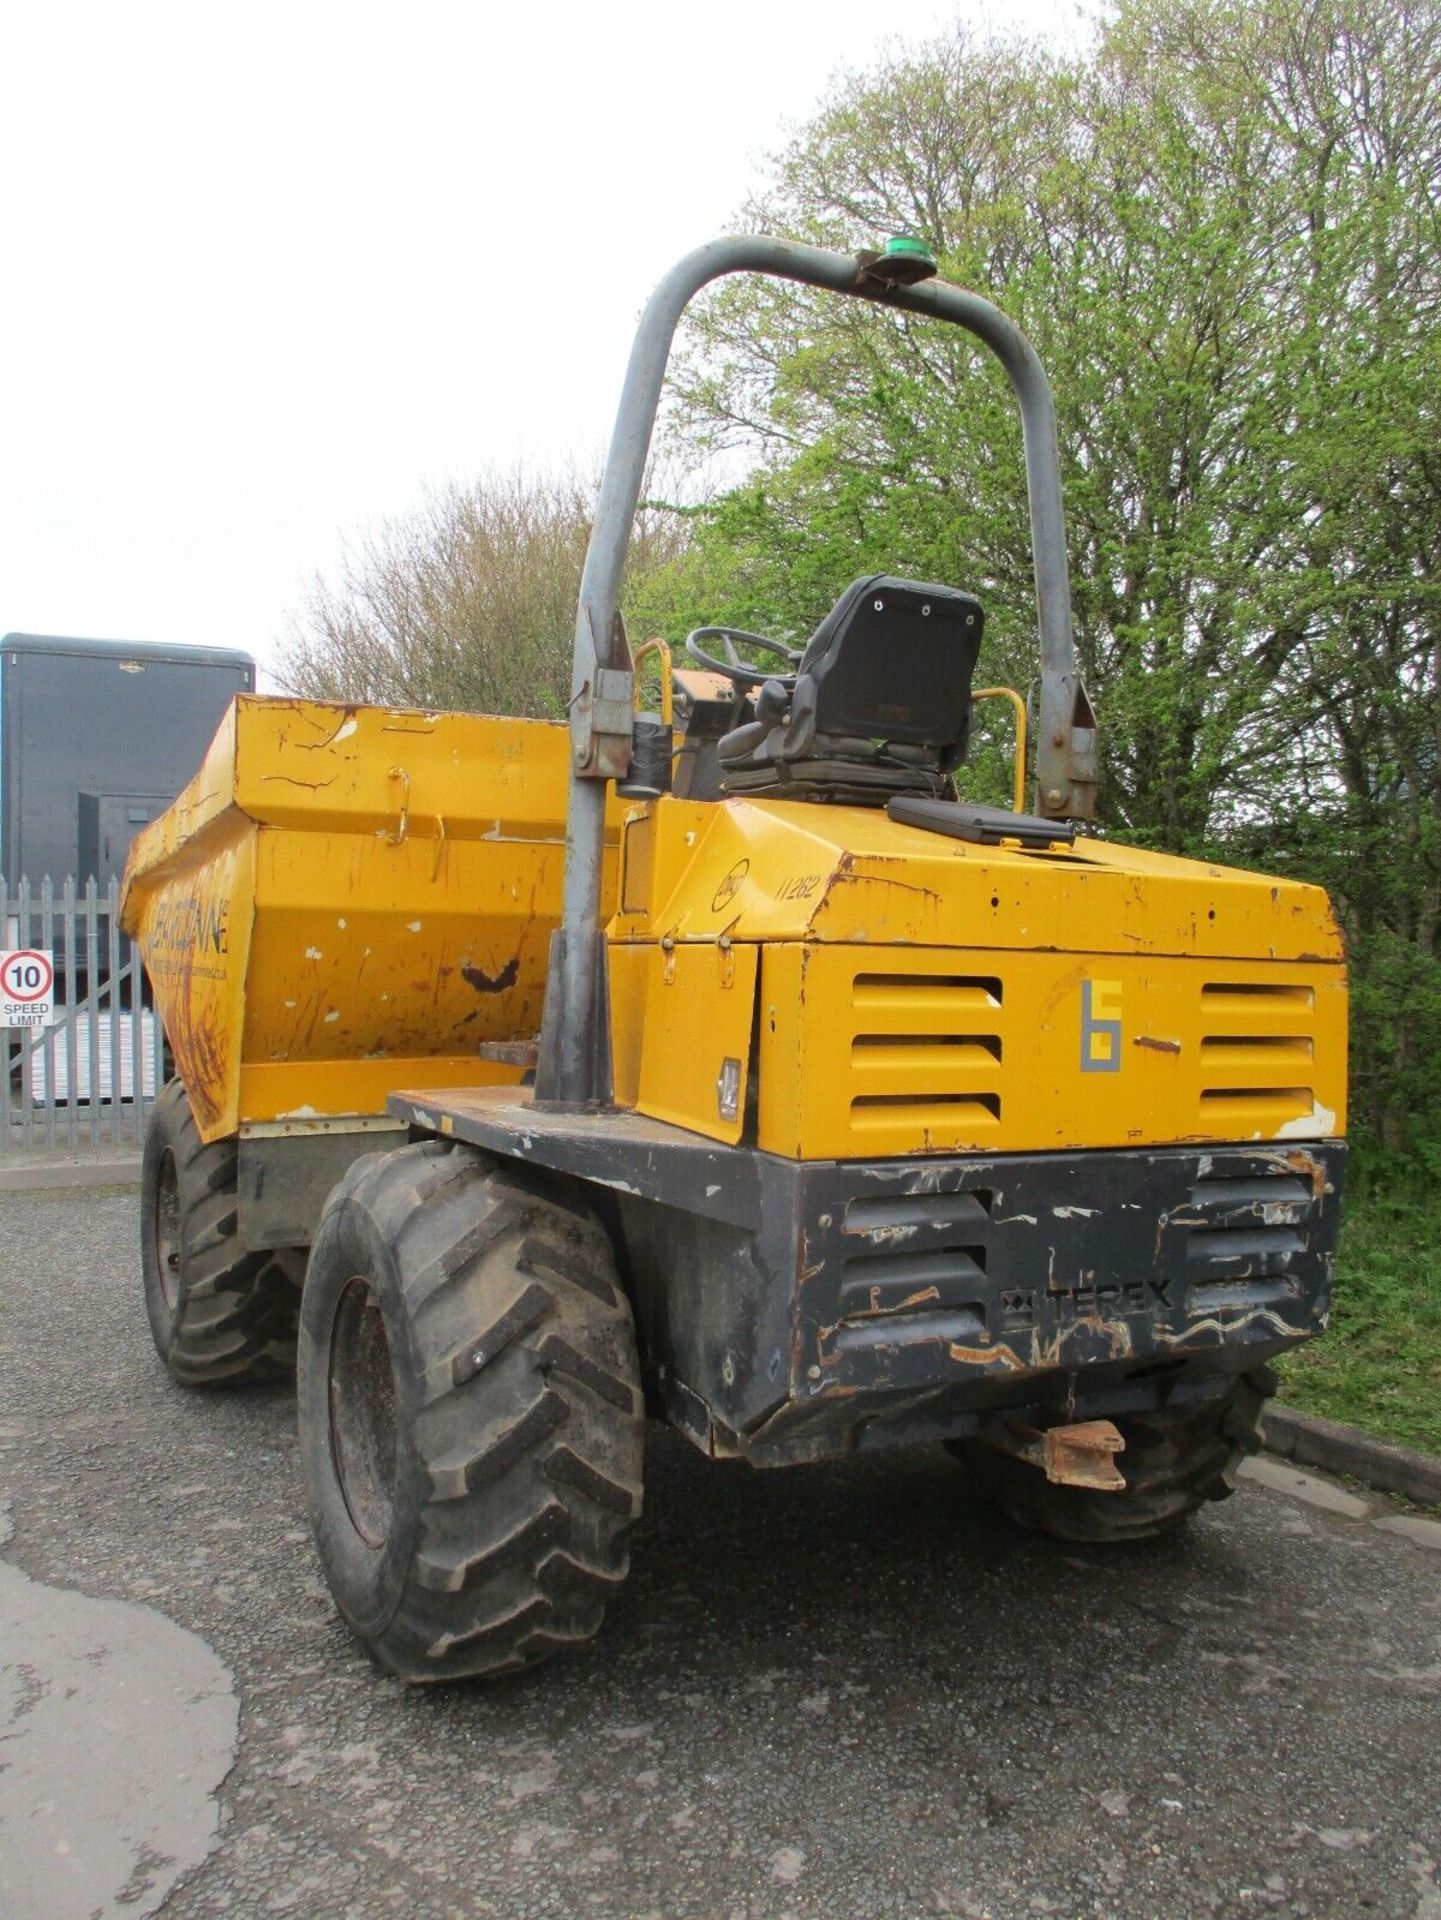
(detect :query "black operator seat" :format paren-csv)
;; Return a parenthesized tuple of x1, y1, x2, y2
(716, 573, 985, 805)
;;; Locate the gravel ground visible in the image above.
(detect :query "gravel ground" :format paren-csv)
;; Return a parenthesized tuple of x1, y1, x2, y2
(2, 1186, 1439, 1920)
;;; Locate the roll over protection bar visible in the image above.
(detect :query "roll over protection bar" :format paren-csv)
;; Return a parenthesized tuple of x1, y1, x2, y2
(536, 234, 1098, 1107)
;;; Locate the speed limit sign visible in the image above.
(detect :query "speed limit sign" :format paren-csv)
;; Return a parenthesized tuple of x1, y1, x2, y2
(0, 949, 56, 1029)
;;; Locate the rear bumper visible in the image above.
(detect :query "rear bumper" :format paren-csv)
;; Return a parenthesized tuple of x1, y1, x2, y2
(385, 1088, 1343, 1470)
(619, 1140, 1344, 1465)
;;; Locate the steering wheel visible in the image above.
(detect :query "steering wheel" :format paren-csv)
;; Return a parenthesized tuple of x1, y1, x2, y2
(684, 626, 804, 689)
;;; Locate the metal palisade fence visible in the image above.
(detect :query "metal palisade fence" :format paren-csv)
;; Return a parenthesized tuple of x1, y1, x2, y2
(1, 876, 165, 1152)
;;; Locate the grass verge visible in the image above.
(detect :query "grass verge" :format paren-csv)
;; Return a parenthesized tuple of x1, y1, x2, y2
(1278, 1160, 1441, 1455)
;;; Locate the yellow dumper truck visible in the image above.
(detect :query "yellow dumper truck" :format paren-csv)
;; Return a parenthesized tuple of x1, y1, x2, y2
(123, 235, 1347, 1683)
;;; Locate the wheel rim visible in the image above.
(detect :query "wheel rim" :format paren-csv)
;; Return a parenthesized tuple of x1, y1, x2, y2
(328, 1277, 398, 1550)
(154, 1147, 181, 1311)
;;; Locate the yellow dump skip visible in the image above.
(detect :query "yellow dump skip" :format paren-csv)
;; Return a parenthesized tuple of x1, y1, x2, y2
(121, 698, 618, 1141)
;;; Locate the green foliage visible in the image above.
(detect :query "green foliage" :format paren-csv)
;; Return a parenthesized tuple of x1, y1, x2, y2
(648, 0, 1441, 1147)
(1280, 1158, 1441, 1451)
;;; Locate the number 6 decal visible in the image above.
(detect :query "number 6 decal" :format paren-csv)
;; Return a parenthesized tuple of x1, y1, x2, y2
(1080, 978, 1122, 1073)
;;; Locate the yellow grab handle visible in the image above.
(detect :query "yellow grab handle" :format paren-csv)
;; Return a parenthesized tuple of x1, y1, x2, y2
(631, 638, 674, 726)
(972, 687, 1028, 814)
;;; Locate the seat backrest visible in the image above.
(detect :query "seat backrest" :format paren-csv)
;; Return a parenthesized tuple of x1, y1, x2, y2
(792, 573, 984, 758)
(714, 574, 987, 806)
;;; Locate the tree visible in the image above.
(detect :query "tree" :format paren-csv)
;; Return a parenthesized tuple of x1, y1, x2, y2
(278, 466, 688, 720)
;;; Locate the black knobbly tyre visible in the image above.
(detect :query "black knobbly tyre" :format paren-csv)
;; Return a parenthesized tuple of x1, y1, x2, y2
(140, 1078, 302, 1386)
(297, 1141, 644, 1683)
(949, 1368, 1277, 1543)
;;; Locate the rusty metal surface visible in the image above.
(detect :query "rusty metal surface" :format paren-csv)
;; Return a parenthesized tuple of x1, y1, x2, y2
(387, 1084, 1343, 1469)
(784, 1143, 1342, 1426)
(983, 1416, 1128, 1490)
(670, 1140, 1339, 1464)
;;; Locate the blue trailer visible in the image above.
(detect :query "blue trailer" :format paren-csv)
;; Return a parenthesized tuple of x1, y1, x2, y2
(2, 632, 255, 892)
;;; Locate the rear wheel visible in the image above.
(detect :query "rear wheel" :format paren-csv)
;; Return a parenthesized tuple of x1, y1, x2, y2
(297, 1141, 644, 1683)
(949, 1369, 1276, 1543)
(140, 1079, 302, 1386)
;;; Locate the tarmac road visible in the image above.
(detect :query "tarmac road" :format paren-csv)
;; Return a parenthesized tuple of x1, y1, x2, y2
(1, 1186, 1439, 1920)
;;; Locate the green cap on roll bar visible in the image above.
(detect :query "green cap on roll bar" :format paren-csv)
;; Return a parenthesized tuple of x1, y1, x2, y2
(884, 233, 935, 267)
(859, 232, 938, 288)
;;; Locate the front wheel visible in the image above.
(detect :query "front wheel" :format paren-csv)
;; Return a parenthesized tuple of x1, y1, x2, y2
(297, 1141, 644, 1683)
(949, 1368, 1276, 1543)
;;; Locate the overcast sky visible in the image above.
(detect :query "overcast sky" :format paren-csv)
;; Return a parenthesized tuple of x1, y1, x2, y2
(2, 0, 1074, 682)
